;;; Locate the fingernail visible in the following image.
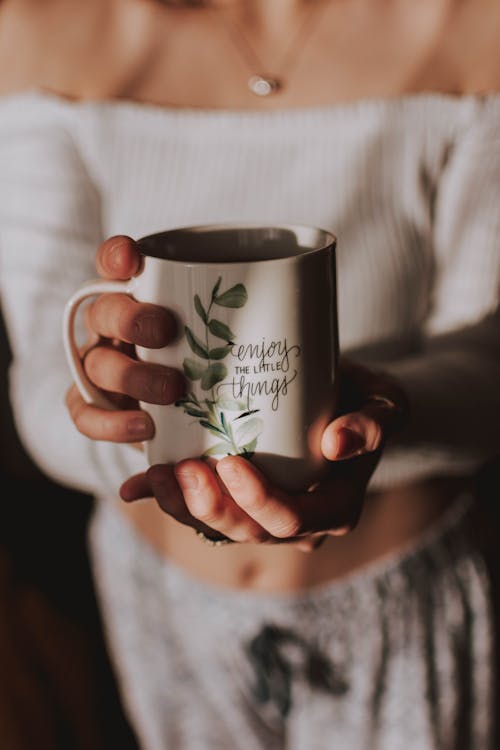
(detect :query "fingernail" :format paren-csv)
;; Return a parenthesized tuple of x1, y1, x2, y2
(336, 427, 365, 459)
(175, 470, 199, 490)
(133, 314, 164, 346)
(127, 416, 150, 438)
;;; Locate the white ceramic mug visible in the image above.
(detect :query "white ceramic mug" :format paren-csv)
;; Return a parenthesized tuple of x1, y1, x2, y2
(63, 224, 338, 492)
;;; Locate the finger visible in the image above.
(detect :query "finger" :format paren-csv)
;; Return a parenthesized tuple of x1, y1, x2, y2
(143, 462, 330, 546)
(84, 346, 185, 404)
(82, 305, 101, 348)
(321, 399, 401, 461)
(96, 235, 141, 280)
(174, 459, 269, 543)
(146, 465, 195, 524)
(216, 455, 365, 537)
(120, 472, 152, 501)
(65, 384, 154, 442)
(144, 463, 253, 539)
(87, 293, 177, 348)
(215, 456, 305, 539)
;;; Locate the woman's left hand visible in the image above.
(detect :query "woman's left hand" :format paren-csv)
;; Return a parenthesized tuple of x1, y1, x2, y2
(120, 359, 409, 551)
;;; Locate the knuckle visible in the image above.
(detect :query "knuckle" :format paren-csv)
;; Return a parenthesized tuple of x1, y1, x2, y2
(97, 411, 118, 439)
(235, 484, 273, 516)
(192, 508, 222, 527)
(71, 403, 89, 434)
(83, 347, 106, 384)
(117, 302, 137, 342)
(238, 491, 268, 515)
(187, 494, 224, 525)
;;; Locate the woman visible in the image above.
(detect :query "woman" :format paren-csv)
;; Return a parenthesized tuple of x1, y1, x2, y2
(1, 0, 499, 747)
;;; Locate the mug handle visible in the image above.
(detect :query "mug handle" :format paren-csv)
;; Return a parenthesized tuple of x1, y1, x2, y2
(62, 278, 133, 409)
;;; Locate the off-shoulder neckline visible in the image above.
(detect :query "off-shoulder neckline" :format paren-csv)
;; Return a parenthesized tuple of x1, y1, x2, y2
(3, 87, 500, 120)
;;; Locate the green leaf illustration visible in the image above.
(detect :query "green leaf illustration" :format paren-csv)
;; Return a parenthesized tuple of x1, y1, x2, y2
(234, 408, 260, 420)
(201, 363, 228, 390)
(185, 326, 209, 359)
(182, 358, 206, 381)
(203, 441, 232, 457)
(177, 280, 261, 457)
(194, 294, 208, 324)
(199, 419, 226, 437)
(184, 407, 210, 419)
(176, 395, 201, 408)
(211, 277, 222, 301)
(208, 344, 233, 360)
(214, 284, 248, 308)
(208, 319, 235, 342)
(241, 438, 258, 455)
(235, 417, 263, 445)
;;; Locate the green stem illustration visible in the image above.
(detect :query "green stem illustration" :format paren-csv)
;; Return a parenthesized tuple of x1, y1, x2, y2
(175, 277, 263, 457)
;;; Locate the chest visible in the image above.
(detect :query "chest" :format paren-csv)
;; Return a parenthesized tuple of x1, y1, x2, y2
(101, 0, 464, 110)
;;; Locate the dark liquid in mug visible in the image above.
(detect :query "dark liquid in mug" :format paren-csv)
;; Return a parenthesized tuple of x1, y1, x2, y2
(138, 225, 332, 264)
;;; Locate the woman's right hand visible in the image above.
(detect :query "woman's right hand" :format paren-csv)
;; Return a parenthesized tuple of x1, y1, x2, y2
(65, 235, 185, 445)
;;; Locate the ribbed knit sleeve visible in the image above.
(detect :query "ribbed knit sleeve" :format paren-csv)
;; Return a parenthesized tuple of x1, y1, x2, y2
(0, 94, 147, 497)
(371, 97, 500, 488)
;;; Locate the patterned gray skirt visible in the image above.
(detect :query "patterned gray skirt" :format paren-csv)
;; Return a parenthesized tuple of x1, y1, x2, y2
(87, 494, 497, 750)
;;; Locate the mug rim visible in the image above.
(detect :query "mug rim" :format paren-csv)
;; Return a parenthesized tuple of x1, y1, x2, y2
(137, 222, 337, 266)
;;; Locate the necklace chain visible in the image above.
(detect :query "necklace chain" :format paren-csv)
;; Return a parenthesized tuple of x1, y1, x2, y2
(216, 2, 327, 96)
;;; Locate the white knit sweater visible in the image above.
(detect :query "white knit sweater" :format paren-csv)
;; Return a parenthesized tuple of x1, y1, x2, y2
(1, 90, 499, 502)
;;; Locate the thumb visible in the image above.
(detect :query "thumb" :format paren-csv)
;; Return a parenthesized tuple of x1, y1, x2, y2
(321, 395, 406, 462)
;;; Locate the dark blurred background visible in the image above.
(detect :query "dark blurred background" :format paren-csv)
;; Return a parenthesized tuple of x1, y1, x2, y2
(0, 306, 139, 749)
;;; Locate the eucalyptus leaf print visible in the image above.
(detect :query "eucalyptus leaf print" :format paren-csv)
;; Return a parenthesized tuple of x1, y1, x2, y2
(201, 363, 227, 391)
(182, 358, 205, 381)
(208, 319, 235, 342)
(214, 283, 248, 308)
(194, 294, 208, 324)
(184, 327, 209, 359)
(175, 277, 263, 457)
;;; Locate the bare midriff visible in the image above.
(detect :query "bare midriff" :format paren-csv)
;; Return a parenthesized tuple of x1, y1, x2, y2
(117, 476, 473, 593)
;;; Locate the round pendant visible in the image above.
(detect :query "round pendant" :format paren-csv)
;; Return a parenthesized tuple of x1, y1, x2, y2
(248, 75, 282, 97)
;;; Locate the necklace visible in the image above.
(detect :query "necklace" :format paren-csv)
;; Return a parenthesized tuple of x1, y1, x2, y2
(216, 2, 327, 97)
